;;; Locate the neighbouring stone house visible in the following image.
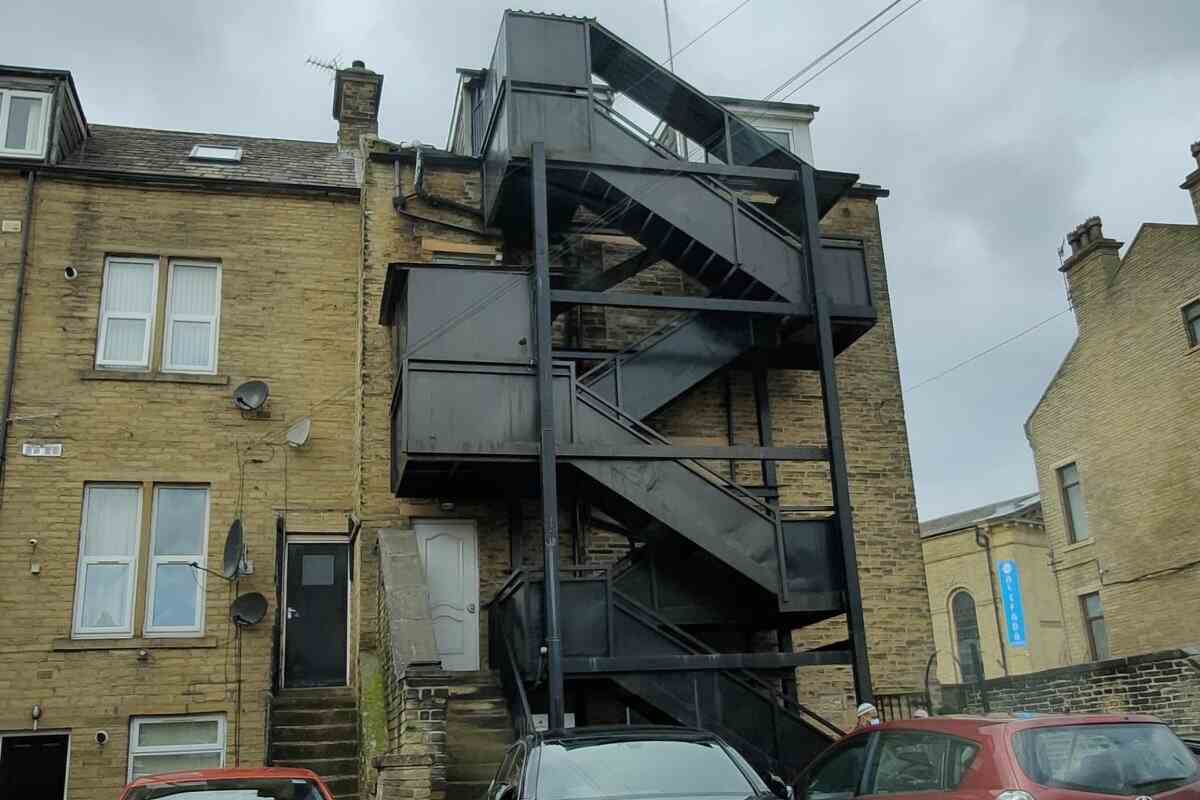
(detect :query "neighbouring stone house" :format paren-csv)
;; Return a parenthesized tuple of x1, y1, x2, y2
(920, 493, 1069, 686)
(1025, 139, 1200, 666)
(0, 12, 933, 800)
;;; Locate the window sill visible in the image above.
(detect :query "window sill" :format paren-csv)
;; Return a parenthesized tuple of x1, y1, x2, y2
(81, 369, 229, 386)
(53, 636, 218, 651)
(1062, 538, 1095, 553)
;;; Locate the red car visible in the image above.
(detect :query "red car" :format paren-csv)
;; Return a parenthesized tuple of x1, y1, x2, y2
(793, 714, 1200, 800)
(119, 766, 334, 800)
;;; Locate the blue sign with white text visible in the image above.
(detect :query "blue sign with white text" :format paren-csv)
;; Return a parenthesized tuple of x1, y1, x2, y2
(997, 559, 1028, 648)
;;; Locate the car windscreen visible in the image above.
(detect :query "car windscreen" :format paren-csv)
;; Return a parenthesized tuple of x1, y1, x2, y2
(535, 738, 757, 800)
(125, 778, 325, 800)
(1013, 723, 1198, 796)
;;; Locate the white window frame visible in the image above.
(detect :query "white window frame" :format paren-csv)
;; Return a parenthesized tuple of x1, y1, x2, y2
(0, 89, 52, 159)
(127, 714, 226, 782)
(144, 485, 210, 637)
(162, 260, 222, 374)
(756, 126, 794, 153)
(71, 484, 142, 639)
(96, 257, 159, 371)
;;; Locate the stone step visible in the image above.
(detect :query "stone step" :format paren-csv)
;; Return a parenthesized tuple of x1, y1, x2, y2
(271, 707, 357, 727)
(272, 739, 358, 761)
(323, 774, 360, 799)
(446, 780, 492, 800)
(447, 711, 512, 731)
(448, 736, 511, 763)
(448, 761, 504, 783)
(272, 723, 357, 743)
(274, 688, 356, 710)
(448, 685, 505, 701)
(274, 756, 359, 777)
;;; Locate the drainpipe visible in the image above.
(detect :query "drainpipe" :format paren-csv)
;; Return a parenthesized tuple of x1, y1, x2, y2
(0, 170, 37, 499)
(392, 157, 487, 237)
(974, 525, 1010, 677)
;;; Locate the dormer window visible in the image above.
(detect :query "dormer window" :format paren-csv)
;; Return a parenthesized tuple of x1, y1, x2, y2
(0, 90, 51, 158)
(188, 144, 242, 163)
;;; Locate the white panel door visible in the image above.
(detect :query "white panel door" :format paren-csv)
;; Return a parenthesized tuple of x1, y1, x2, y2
(414, 520, 480, 671)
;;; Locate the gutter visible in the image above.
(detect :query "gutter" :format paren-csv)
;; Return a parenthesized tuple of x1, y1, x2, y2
(0, 170, 37, 494)
(974, 524, 1010, 677)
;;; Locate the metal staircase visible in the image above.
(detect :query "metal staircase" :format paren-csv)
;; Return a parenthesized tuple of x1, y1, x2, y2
(383, 8, 881, 780)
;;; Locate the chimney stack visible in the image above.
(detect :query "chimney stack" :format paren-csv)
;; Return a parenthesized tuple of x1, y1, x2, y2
(1059, 216, 1123, 326)
(333, 60, 383, 153)
(1182, 140, 1200, 224)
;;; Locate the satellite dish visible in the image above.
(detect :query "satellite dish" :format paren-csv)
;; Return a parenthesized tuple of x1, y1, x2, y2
(286, 416, 312, 448)
(230, 592, 268, 626)
(233, 380, 270, 411)
(222, 518, 245, 579)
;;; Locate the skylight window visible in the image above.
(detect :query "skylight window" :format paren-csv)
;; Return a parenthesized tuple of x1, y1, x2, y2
(189, 144, 242, 163)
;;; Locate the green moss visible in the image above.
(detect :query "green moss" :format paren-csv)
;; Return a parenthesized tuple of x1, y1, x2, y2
(359, 651, 388, 763)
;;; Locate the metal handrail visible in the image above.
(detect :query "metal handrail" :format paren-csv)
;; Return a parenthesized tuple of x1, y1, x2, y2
(489, 595, 535, 740)
(575, 384, 778, 520)
(592, 100, 807, 251)
(577, 312, 696, 385)
(612, 590, 845, 738)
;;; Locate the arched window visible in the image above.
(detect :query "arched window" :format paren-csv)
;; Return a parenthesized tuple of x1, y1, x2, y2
(951, 590, 982, 684)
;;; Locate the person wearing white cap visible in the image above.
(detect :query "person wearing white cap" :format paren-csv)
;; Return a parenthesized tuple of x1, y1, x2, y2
(853, 702, 880, 732)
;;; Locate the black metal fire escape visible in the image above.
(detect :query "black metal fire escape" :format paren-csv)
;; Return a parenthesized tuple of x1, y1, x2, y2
(381, 11, 880, 780)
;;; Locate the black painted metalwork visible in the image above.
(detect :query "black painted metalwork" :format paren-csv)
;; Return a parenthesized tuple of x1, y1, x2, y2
(384, 8, 895, 776)
(532, 141, 566, 730)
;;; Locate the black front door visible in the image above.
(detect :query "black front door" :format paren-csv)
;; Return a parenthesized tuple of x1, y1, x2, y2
(284, 541, 349, 687)
(0, 734, 69, 799)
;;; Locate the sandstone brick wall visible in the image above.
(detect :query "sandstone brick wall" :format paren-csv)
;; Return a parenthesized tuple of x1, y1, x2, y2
(943, 647, 1200, 737)
(0, 171, 360, 799)
(1026, 222, 1200, 663)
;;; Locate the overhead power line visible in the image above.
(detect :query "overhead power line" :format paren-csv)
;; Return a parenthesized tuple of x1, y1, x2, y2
(779, 0, 927, 102)
(762, 0, 904, 102)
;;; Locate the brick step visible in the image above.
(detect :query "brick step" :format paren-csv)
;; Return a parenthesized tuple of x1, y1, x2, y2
(272, 740, 358, 760)
(271, 707, 357, 726)
(446, 780, 492, 800)
(447, 761, 504, 783)
(274, 688, 356, 710)
(272, 723, 357, 742)
(273, 756, 359, 778)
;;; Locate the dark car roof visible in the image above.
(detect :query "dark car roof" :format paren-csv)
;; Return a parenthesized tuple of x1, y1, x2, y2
(535, 725, 721, 745)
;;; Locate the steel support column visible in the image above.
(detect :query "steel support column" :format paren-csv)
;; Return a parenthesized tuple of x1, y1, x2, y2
(799, 163, 874, 703)
(531, 141, 566, 729)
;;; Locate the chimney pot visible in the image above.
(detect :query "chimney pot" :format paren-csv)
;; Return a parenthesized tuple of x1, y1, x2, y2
(1085, 216, 1103, 244)
(1191, 140, 1200, 169)
(352, 59, 366, 69)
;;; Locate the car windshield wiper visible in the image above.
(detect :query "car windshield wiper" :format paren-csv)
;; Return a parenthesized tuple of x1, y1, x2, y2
(1129, 776, 1193, 789)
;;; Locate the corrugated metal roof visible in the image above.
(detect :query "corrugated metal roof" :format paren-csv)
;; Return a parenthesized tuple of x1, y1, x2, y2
(919, 492, 1041, 538)
(56, 125, 358, 190)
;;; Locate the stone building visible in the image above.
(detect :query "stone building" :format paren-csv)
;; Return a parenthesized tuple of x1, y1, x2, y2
(1025, 139, 1200, 666)
(0, 12, 932, 800)
(919, 493, 1069, 686)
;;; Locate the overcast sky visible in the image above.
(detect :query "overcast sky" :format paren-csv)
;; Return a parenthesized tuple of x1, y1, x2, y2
(5, 0, 1198, 520)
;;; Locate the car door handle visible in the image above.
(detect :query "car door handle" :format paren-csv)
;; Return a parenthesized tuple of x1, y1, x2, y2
(467, 603, 477, 614)
(287, 607, 299, 620)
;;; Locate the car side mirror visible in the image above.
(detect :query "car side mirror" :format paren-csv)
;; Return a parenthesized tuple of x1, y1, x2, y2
(766, 773, 794, 800)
